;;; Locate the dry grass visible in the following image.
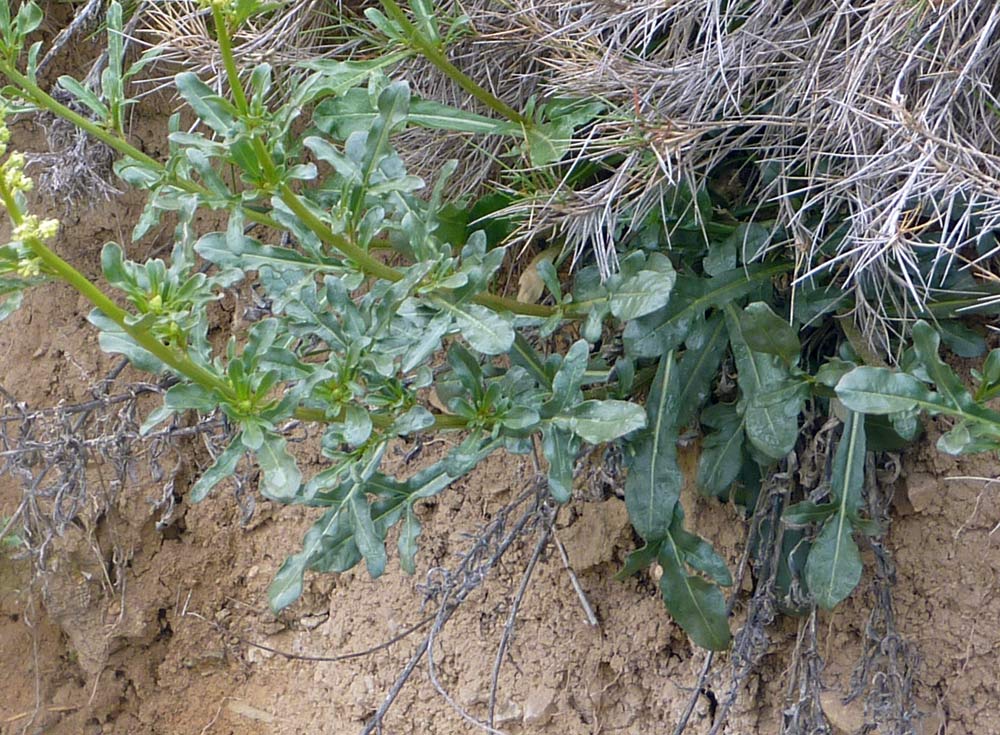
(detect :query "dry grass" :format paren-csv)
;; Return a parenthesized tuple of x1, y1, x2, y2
(130, 0, 357, 95)
(108, 0, 1000, 341)
(300, 0, 999, 347)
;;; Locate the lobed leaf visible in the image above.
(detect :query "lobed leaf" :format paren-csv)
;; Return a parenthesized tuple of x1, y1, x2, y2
(188, 435, 245, 503)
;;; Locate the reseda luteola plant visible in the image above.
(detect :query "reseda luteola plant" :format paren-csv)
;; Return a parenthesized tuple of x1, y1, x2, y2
(5, 0, 1000, 654)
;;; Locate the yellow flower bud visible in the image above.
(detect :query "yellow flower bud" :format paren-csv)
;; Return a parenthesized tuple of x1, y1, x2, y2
(38, 219, 59, 240)
(16, 257, 41, 278)
(12, 214, 39, 242)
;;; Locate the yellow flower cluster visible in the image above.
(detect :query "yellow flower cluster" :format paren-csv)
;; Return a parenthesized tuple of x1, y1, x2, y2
(0, 118, 61, 280)
(0, 151, 32, 195)
(16, 256, 42, 279)
(13, 214, 59, 243)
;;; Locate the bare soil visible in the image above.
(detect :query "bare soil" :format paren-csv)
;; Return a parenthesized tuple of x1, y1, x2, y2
(2, 80, 998, 735)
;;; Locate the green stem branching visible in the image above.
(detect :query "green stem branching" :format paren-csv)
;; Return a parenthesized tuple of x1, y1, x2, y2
(379, 0, 529, 127)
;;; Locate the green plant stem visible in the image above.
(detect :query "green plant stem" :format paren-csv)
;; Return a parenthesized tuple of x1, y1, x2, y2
(276, 183, 403, 282)
(276, 183, 557, 316)
(379, 0, 529, 127)
(0, 60, 288, 229)
(0, 61, 558, 319)
(2, 61, 159, 168)
(210, 4, 281, 188)
(210, 5, 249, 114)
(8, 235, 235, 401)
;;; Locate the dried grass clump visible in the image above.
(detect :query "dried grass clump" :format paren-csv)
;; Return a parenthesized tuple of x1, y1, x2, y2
(71, 1, 1000, 344)
(28, 94, 120, 209)
(132, 0, 355, 95)
(388, 1, 1000, 347)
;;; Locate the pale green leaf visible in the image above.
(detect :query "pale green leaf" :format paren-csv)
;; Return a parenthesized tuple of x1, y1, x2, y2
(556, 399, 647, 444)
(349, 491, 386, 577)
(189, 436, 245, 502)
(436, 300, 514, 355)
(256, 432, 302, 500)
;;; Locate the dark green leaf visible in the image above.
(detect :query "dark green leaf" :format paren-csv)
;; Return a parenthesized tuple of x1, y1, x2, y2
(696, 403, 745, 498)
(830, 410, 865, 513)
(912, 321, 978, 413)
(615, 541, 661, 580)
(624, 263, 790, 359)
(726, 304, 801, 458)
(938, 320, 986, 358)
(624, 354, 682, 541)
(728, 222, 771, 266)
(658, 541, 731, 650)
(745, 379, 807, 459)
(741, 301, 800, 364)
(815, 358, 856, 388)
(800, 412, 867, 608)
(703, 237, 736, 276)
(805, 516, 862, 610)
(669, 507, 732, 586)
(676, 314, 728, 427)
